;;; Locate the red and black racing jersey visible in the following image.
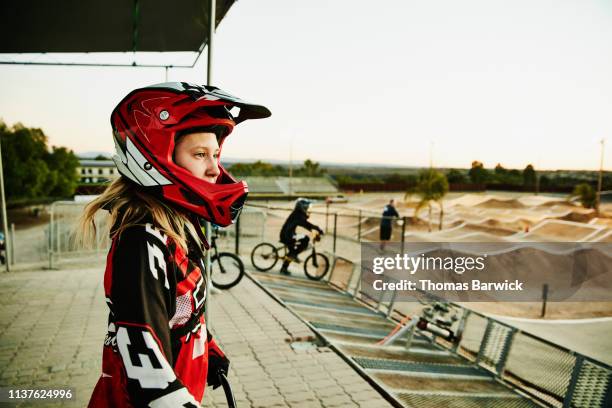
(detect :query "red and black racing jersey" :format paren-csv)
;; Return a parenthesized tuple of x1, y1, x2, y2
(88, 223, 225, 407)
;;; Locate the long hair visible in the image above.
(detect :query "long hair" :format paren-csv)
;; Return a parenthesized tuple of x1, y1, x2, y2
(77, 177, 200, 252)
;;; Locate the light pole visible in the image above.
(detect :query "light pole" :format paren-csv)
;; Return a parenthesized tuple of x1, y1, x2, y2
(288, 137, 293, 196)
(596, 139, 605, 212)
(0, 137, 11, 271)
(204, 0, 216, 325)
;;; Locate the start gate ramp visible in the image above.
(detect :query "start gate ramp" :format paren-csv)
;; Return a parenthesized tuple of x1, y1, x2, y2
(246, 261, 605, 408)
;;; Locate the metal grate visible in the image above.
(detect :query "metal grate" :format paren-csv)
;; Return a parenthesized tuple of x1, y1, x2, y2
(477, 320, 515, 375)
(284, 298, 379, 315)
(457, 312, 488, 362)
(311, 322, 390, 337)
(263, 280, 352, 299)
(257, 271, 329, 285)
(503, 331, 576, 407)
(353, 357, 489, 377)
(569, 359, 612, 408)
(396, 392, 539, 408)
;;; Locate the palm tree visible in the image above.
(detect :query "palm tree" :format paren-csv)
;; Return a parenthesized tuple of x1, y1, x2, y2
(406, 169, 449, 232)
(571, 183, 596, 209)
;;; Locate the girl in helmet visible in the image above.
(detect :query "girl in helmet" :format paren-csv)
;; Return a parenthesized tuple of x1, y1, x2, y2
(80, 83, 270, 407)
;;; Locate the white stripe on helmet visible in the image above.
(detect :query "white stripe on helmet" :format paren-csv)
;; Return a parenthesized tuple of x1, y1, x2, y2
(113, 136, 172, 187)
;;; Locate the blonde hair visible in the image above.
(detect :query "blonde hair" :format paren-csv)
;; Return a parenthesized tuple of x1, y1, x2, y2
(77, 177, 200, 252)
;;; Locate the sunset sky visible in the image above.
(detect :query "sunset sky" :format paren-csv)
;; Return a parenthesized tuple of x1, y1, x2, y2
(1, 0, 611, 170)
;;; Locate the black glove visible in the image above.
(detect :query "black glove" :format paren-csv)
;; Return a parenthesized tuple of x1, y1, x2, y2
(315, 226, 324, 235)
(207, 354, 230, 390)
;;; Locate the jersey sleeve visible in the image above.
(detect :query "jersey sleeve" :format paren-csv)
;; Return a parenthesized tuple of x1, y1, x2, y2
(295, 214, 320, 232)
(110, 225, 200, 407)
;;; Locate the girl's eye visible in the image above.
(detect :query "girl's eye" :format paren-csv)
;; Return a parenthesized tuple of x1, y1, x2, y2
(195, 152, 206, 158)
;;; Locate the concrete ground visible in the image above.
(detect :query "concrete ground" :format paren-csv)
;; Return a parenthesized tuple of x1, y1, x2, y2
(0, 256, 393, 408)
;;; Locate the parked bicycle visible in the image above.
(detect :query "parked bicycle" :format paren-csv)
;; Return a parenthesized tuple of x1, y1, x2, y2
(250, 232, 330, 280)
(209, 228, 245, 290)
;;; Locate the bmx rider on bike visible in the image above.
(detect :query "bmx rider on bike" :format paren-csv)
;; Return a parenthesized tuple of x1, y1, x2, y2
(279, 198, 323, 275)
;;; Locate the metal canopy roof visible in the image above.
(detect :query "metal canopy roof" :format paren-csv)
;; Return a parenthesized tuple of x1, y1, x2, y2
(1, 0, 236, 54)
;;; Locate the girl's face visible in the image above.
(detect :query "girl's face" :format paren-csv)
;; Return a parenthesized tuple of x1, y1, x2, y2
(174, 132, 220, 183)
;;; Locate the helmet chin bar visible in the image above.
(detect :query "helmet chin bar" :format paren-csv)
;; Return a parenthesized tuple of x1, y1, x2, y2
(163, 178, 248, 227)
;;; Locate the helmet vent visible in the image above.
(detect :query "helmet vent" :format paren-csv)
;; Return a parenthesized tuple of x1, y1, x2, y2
(229, 193, 248, 221)
(179, 188, 205, 206)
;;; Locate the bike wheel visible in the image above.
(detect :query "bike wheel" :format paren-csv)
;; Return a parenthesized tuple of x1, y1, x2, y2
(211, 253, 245, 290)
(250, 242, 279, 272)
(304, 253, 330, 281)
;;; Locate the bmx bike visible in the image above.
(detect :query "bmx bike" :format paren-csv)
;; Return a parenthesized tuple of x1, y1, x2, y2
(250, 232, 330, 280)
(209, 229, 245, 290)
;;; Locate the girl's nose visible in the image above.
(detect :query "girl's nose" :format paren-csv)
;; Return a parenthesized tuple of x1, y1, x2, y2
(205, 158, 220, 178)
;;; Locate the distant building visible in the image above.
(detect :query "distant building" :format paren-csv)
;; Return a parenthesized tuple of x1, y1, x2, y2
(77, 159, 118, 184)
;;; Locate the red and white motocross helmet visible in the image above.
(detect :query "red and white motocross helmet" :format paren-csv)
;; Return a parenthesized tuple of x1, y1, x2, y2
(111, 82, 271, 226)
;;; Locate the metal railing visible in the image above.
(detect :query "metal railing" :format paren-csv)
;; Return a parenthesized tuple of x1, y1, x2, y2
(44, 201, 269, 267)
(329, 258, 612, 407)
(47, 200, 110, 268)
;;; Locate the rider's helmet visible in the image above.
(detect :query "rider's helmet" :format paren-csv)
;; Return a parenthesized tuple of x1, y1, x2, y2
(294, 198, 312, 216)
(111, 82, 271, 227)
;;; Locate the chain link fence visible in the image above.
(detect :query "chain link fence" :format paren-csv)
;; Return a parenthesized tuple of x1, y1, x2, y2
(10, 222, 48, 265)
(48, 200, 111, 268)
(416, 306, 612, 408)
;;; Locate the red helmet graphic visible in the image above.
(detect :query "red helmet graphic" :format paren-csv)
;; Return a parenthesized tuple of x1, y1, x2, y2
(111, 82, 271, 226)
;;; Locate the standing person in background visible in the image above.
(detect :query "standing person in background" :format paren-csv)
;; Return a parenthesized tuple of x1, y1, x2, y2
(380, 199, 400, 251)
(80, 82, 271, 407)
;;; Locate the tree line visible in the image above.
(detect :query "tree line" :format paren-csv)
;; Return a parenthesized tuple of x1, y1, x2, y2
(334, 162, 611, 192)
(229, 159, 326, 177)
(228, 158, 605, 211)
(0, 121, 80, 204)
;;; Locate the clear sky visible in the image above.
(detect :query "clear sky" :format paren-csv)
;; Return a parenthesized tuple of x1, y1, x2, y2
(1, 0, 611, 170)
